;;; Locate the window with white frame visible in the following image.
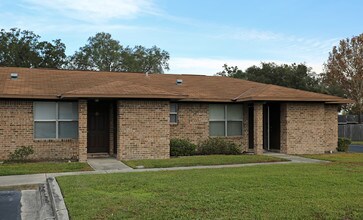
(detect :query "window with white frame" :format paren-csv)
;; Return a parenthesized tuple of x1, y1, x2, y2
(34, 102, 78, 139)
(170, 103, 178, 124)
(209, 104, 243, 136)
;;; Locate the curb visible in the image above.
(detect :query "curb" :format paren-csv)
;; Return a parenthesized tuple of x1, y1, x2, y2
(46, 177, 69, 220)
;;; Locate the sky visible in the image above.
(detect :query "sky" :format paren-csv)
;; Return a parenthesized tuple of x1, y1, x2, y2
(1, 0, 362, 75)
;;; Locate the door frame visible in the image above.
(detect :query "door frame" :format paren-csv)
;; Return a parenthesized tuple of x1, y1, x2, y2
(263, 102, 281, 151)
(263, 104, 270, 150)
(248, 103, 254, 150)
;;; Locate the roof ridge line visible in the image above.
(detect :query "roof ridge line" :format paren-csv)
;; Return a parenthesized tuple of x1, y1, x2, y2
(60, 79, 189, 98)
(232, 84, 271, 101)
(231, 88, 254, 101)
(58, 79, 122, 97)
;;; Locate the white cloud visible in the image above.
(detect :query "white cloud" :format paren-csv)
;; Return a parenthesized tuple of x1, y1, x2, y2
(23, 0, 158, 22)
(210, 27, 339, 69)
(167, 57, 324, 76)
(215, 29, 284, 41)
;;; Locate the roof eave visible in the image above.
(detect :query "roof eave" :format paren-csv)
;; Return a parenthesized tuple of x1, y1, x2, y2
(0, 94, 60, 99)
(233, 96, 352, 104)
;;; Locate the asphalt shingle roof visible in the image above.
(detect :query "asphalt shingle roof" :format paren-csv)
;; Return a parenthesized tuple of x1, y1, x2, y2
(0, 67, 350, 103)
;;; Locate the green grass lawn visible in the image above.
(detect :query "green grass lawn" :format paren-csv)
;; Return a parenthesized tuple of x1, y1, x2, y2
(122, 155, 287, 168)
(352, 141, 363, 145)
(0, 162, 93, 176)
(58, 154, 363, 220)
(303, 153, 363, 163)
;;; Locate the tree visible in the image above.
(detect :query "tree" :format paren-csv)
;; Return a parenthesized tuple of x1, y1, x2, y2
(69, 32, 170, 73)
(68, 32, 123, 71)
(36, 39, 67, 69)
(217, 64, 246, 78)
(217, 62, 322, 93)
(0, 28, 67, 69)
(323, 34, 363, 122)
(121, 45, 169, 73)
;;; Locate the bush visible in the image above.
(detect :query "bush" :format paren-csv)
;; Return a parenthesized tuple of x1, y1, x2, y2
(197, 138, 241, 155)
(7, 146, 34, 162)
(170, 139, 196, 157)
(337, 138, 351, 152)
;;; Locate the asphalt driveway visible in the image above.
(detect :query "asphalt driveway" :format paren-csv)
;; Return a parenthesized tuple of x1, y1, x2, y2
(0, 191, 21, 220)
(349, 145, 363, 153)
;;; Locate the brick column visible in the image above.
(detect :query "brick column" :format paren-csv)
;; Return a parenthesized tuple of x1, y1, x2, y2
(78, 100, 88, 162)
(280, 103, 288, 154)
(109, 103, 114, 156)
(241, 104, 249, 152)
(116, 100, 123, 160)
(253, 103, 263, 154)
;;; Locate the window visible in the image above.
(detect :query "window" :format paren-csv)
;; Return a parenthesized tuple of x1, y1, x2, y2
(170, 103, 178, 124)
(34, 102, 78, 139)
(209, 104, 243, 136)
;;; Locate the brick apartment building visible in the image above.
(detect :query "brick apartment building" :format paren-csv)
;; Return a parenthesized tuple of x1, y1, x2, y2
(0, 67, 350, 161)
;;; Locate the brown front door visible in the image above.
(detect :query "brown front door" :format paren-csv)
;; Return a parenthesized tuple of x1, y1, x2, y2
(87, 101, 109, 153)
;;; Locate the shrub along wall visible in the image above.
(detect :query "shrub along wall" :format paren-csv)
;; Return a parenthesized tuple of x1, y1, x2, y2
(170, 138, 242, 156)
(170, 139, 196, 157)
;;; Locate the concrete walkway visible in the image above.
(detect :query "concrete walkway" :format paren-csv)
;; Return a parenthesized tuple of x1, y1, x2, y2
(0, 154, 328, 187)
(87, 158, 132, 171)
(0, 173, 49, 187)
(264, 152, 330, 163)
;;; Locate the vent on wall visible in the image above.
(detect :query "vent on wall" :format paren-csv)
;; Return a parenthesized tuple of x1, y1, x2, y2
(10, 73, 18, 80)
(176, 79, 183, 85)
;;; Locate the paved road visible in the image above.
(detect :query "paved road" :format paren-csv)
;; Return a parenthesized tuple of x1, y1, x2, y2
(349, 145, 363, 153)
(0, 191, 21, 220)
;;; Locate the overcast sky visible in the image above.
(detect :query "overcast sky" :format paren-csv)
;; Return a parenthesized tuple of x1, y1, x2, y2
(1, 0, 362, 75)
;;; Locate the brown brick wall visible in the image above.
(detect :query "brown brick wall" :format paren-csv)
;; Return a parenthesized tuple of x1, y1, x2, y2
(170, 103, 209, 143)
(0, 100, 79, 161)
(117, 100, 170, 160)
(170, 103, 247, 151)
(324, 104, 338, 151)
(0, 99, 339, 161)
(280, 103, 338, 154)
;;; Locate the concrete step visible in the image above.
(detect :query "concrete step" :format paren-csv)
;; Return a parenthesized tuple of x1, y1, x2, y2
(87, 153, 110, 158)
